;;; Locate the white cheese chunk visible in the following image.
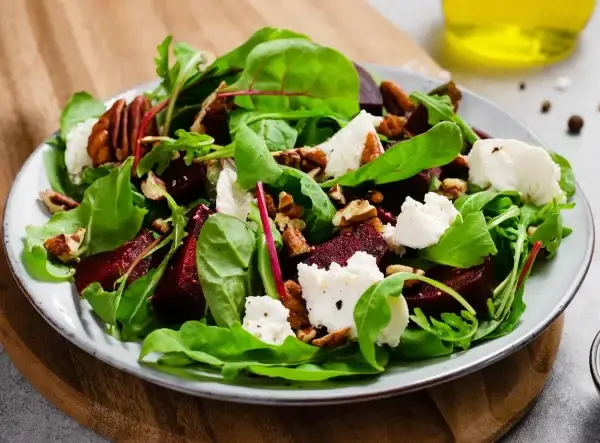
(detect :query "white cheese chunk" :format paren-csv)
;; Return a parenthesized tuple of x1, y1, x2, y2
(392, 192, 459, 249)
(64, 118, 97, 184)
(215, 167, 254, 221)
(242, 296, 294, 345)
(468, 138, 565, 206)
(319, 110, 383, 178)
(382, 223, 406, 256)
(297, 251, 409, 347)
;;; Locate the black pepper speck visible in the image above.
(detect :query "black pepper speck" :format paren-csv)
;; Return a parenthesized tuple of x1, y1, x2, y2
(335, 300, 343, 310)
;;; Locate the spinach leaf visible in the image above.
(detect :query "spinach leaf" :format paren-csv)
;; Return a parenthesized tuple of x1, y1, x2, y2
(393, 328, 454, 360)
(225, 38, 360, 118)
(234, 122, 283, 189)
(355, 272, 475, 369)
(250, 119, 297, 152)
(420, 211, 498, 268)
(195, 214, 257, 327)
(137, 130, 215, 176)
(43, 148, 83, 201)
(321, 121, 463, 188)
(409, 92, 478, 145)
(60, 92, 105, 140)
(23, 159, 147, 282)
(550, 152, 576, 198)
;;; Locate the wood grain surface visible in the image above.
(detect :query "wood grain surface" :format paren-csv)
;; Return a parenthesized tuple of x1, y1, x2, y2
(0, 1, 562, 442)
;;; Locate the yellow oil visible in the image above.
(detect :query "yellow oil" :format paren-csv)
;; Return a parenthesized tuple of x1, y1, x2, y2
(443, 0, 595, 67)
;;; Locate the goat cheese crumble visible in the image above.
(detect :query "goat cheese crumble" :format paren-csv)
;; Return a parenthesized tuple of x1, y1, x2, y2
(382, 223, 407, 256)
(319, 110, 383, 178)
(215, 167, 254, 221)
(297, 251, 409, 347)
(64, 118, 97, 184)
(242, 296, 294, 345)
(468, 138, 565, 206)
(389, 192, 459, 249)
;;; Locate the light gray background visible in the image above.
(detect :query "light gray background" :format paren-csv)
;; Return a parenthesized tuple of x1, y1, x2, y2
(2, 1, 599, 442)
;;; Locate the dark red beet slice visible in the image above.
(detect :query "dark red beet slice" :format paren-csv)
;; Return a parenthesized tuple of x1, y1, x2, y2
(158, 157, 207, 204)
(441, 157, 469, 181)
(404, 258, 495, 316)
(354, 63, 383, 116)
(151, 204, 212, 324)
(74, 229, 155, 293)
(404, 81, 463, 136)
(377, 168, 441, 215)
(303, 223, 387, 270)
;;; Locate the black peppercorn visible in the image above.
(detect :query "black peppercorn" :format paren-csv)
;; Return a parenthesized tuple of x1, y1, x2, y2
(567, 115, 584, 135)
(540, 100, 551, 113)
(518, 82, 526, 90)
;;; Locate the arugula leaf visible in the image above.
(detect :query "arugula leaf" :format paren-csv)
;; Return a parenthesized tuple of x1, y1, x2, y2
(321, 121, 463, 188)
(195, 214, 257, 327)
(137, 131, 215, 176)
(420, 211, 498, 268)
(409, 92, 478, 145)
(409, 308, 478, 350)
(355, 272, 475, 369)
(59, 92, 105, 140)
(23, 159, 147, 282)
(234, 122, 284, 189)
(225, 38, 360, 118)
(393, 328, 454, 360)
(550, 152, 576, 198)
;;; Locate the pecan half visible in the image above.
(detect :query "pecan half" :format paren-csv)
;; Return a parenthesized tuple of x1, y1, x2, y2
(282, 280, 310, 329)
(43, 228, 86, 263)
(39, 190, 79, 214)
(377, 114, 406, 139)
(438, 178, 468, 200)
(273, 147, 327, 173)
(332, 199, 377, 227)
(264, 193, 277, 218)
(360, 132, 383, 166)
(88, 96, 154, 166)
(278, 192, 303, 218)
(328, 184, 346, 206)
(312, 327, 351, 348)
(282, 226, 312, 257)
(380, 80, 414, 115)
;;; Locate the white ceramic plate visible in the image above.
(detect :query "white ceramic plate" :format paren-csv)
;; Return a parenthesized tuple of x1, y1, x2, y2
(3, 67, 594, 405)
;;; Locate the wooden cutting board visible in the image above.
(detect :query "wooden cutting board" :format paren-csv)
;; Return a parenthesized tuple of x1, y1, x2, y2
(0, 1, 562, 442)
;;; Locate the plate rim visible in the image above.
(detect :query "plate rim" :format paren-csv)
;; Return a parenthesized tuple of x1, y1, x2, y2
(2, 68, 596, 406)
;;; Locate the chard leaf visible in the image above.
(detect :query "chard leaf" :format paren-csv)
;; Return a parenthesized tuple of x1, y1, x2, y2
(137, 131, 215, 176)
(250, 119, 297, 152)
(321, 121, 463, 188)
(225, 38, 360, 118)
(234, 122, 283, 189)
(248, 205, 282, 300)
(355, 272, 475, 369)
(549, 152, 576, 198)
(59, 92, 105, 140)
(420, 211, 498, 268)
(23, 159, 147, 281)
(195, 214, 257, 327)
(409, 92, 478, 145)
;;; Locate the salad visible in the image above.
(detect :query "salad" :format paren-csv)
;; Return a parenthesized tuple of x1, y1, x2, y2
(22, 27, 576, 383)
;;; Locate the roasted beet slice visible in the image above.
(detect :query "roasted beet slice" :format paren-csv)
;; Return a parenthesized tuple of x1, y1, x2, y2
(151, 205, 212, 323)
(354, 63, 383, 116)
(158, 157, 207, 204)
(377, 168, 441, 215)
(404, 258, 495, 316)
(74, 229, 155, 293)
(303, 223, 387, 270)
(441, 156, 469, 181)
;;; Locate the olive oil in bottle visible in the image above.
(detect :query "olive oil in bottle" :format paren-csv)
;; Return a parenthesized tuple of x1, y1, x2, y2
(443, 0, 595, 67)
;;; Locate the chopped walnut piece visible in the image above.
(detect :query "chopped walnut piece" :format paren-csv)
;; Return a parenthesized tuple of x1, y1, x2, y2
(141, 171, 167, 201)
(274, 213, 291, 232)
(366, 217, 384, 234)
(283, 280, 310, 329)
(282, 226, 312, 257)
(380, 80, 414, 115)
(332, 199, 377, 227)
(288, 218, 306, 232)
(152, 218, 171, 234)
(278, 192, 304, 218)
(298, 147, 327, 169)
(43, 228, 86, 263)
(264, 193, 277, 218)
(273, 147, 327, 173)
(328, 184, 346, 206)
(39, 190, 79, 214)
(377, 114, 407, 139)
(296, 327, 317, 343)
(360, 132, 382, 166)
(312, 327, 351, 348)
(527, 226, 538, 237)
(438, 178, 468, 200)
(386, 264, 425, 288)
(366, 190, 384, 204)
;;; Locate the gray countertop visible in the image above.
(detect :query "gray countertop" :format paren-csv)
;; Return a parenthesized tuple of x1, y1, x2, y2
(2, 1, 600, 442)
